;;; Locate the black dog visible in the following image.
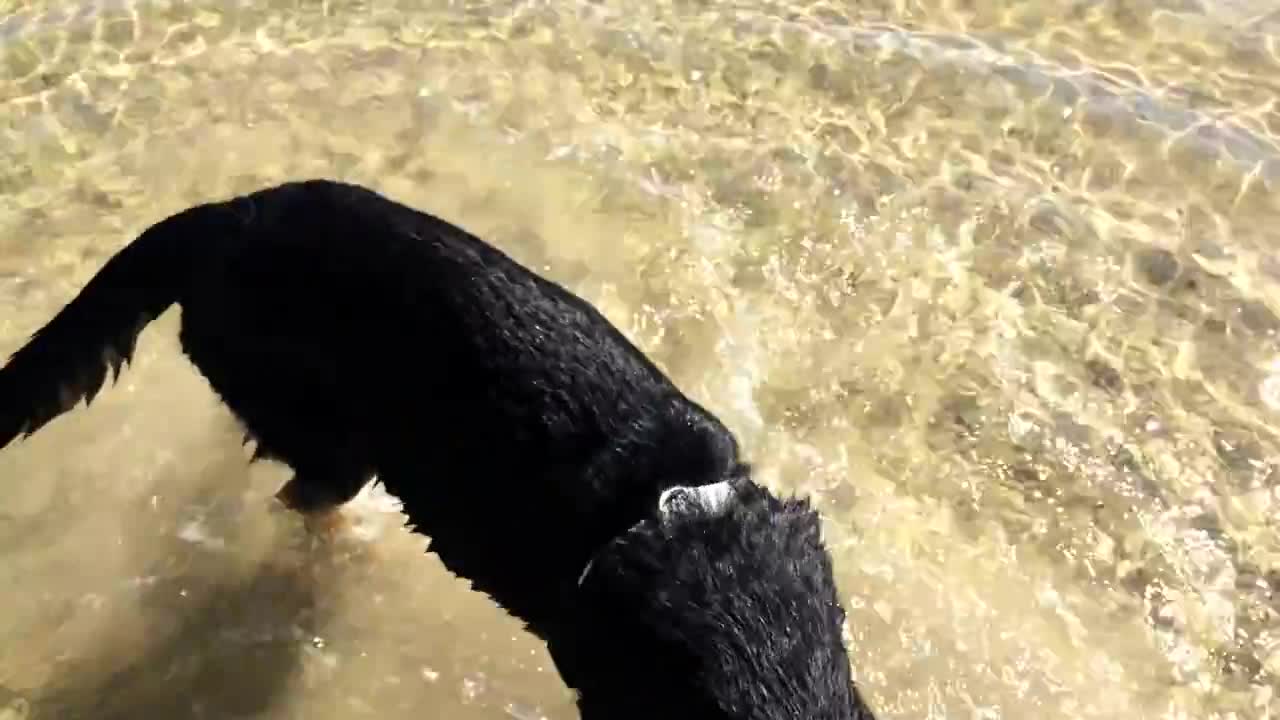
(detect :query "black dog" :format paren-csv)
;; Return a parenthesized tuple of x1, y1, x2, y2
(0, 179, 874, 719)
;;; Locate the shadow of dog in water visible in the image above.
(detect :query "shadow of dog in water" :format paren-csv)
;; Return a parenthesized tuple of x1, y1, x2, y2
(16, 450, 350, 720)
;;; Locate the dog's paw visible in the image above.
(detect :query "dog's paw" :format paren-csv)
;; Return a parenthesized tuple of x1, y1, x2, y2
(301, 507, 350, 539)
(304, 508, 386, 568)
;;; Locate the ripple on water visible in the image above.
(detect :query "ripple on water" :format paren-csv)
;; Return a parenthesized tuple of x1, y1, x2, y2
(1, 0, 1279, 719)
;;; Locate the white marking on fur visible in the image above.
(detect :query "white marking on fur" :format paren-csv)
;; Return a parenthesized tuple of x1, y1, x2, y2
(658, 480, 735, 520)
(577, 557, 597, 589)
(578, 481, 738, 588)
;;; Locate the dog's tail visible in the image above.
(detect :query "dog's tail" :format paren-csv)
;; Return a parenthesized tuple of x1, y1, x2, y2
(0, 199, 245, 450)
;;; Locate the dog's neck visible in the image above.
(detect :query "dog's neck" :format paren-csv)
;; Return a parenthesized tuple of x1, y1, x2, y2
(656, 480, 737, 519)
(555, 477, 868, 720)
(577, 479, 739, 588)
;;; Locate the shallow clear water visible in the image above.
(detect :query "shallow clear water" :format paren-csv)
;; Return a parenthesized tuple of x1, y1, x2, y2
(1, 0, 1279, 718)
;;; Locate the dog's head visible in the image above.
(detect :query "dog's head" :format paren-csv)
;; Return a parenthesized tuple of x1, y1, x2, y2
(550, 475, 874, 720)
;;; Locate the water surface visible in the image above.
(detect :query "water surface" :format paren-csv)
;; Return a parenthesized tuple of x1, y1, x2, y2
(1, 1, 1279, 718)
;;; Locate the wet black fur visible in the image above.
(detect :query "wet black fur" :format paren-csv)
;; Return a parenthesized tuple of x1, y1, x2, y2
(0, 179, 874, 718)
(559, 476, 874, 719)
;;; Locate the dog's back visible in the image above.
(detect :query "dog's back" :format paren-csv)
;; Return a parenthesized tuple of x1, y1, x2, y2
(1, 179, 742, 629)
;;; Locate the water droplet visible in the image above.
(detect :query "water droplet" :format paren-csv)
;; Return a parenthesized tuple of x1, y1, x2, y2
(1260, 374, 1280, 411)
